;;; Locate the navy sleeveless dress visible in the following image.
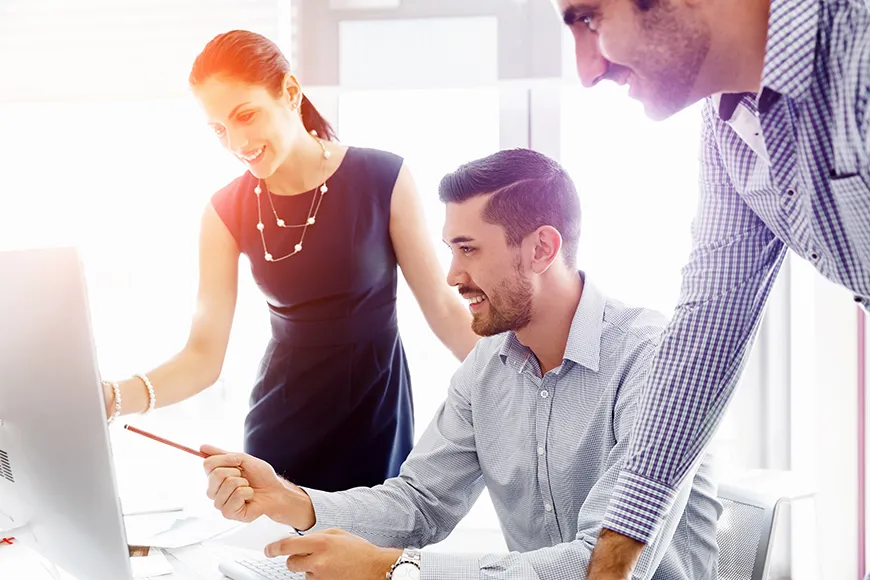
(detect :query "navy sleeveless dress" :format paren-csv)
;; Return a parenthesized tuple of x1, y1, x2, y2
(211, 147, 414, 491)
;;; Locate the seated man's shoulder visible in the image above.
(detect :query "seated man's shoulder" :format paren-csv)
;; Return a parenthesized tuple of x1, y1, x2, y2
(599, 298, 670, 382)
(602, 297, 669, 349)
(465, 332, 511, 369)
(454, 332, 522, 386)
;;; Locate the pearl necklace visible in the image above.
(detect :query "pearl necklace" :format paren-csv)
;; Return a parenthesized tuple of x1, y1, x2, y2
(254, 131, 332, 263)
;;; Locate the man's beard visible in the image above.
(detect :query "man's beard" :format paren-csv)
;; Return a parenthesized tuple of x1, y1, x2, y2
(470, 271, 534, 337)
(637, 0, 712, 119)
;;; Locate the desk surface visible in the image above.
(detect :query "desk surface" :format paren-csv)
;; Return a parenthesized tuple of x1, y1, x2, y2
(0, 526, 508, 580)
(0, 540, 230, 580)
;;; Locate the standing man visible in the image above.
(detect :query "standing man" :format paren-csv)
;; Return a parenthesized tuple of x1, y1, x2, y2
(551, 0, 870, 578)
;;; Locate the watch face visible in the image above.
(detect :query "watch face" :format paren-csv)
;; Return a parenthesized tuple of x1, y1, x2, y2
(393, 563, 420, 580)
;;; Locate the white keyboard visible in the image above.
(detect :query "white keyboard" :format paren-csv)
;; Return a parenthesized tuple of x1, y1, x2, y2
(219, 556, 306, 580)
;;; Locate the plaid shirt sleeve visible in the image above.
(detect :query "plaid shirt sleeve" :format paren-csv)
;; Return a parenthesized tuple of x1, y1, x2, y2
(602, 103, 789, 543)
(830, 22, 870, 271)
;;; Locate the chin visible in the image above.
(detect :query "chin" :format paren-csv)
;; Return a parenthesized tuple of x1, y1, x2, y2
(248, 160, 279, 180)
(248, 166, 270, 180)
(635, 91, 668, 119)
(471, 317, 495, 337)
(642, 105, 673, 121)
(641, 86, 702, 121)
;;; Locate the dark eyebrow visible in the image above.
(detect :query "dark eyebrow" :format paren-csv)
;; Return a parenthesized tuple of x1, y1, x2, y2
(563, 4, 593, 26)
(447, 236, 476, 245)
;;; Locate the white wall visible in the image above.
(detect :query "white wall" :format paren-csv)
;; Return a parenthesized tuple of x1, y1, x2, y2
(791, 258, 861, 580)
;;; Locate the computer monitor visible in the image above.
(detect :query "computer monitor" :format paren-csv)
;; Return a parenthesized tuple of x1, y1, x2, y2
(0, 247, 133, 579)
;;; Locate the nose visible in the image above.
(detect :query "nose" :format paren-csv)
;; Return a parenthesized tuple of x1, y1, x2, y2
(573, 31, 610, 88)
(446, 257, 468, 288)
(225, 126, 248, 153)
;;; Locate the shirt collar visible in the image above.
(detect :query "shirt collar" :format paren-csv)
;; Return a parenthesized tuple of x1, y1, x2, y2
(715, 92, 756, 121)
(498, 272, 603, 373)
(715, 0, 820, 121)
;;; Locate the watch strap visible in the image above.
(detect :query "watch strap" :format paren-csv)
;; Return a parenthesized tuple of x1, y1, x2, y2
(386, 548, 421, 579)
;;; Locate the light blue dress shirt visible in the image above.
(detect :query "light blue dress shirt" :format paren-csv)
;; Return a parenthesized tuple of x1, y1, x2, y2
(304, 277, 720, 580)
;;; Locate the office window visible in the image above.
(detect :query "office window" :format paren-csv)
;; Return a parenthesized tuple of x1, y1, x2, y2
(560, 83, 700, 315)
(0, 0, 284, 101)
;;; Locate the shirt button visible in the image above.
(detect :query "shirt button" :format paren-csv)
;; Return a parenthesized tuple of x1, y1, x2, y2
(537, 446, 545, 456)
(810, 252, 820, 261)
(544, 503, 553, 512)
(786, 188, 796, 197)
(540, 390, 549, 399)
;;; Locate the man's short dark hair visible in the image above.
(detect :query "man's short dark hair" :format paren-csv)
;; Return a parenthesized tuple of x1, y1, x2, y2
(438, 148, 581, 267)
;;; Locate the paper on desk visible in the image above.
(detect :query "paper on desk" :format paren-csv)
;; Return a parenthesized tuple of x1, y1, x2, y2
(125, 512, 182, 545)
(126, 512, 241, 549)
(131, 548, 173, 578)
(121, 489, 188, 516)
(148, 515, 241, 549)
(209, 515, 299, 553)
(164, 543, 240, 580)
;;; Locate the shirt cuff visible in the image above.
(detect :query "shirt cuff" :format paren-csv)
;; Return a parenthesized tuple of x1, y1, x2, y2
(420, 552, 480, 580)
(601, 470, 678, 544)
(300, 487, 357, 534)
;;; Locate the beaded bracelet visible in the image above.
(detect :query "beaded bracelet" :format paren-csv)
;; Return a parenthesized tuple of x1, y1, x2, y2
(103, 380, 122, 424)
(134, 373, 156, 415)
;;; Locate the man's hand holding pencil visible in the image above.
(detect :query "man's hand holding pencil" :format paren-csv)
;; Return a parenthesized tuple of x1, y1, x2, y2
(201, 443, 312, 527)
(123, 425, 317, 529)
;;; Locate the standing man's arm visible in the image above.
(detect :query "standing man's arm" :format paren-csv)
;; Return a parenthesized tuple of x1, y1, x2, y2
(587, 103, 789, 579)
(834, 25, 870, 271)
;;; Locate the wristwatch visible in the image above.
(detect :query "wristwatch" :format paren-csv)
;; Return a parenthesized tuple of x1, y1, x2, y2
(387, 548, 421, 580)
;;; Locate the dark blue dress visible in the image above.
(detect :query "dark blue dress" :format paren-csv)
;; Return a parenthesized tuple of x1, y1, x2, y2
(211, 147, 414, 491)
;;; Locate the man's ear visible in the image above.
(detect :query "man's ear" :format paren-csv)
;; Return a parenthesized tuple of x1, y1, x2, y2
(530, 226, 563, 274)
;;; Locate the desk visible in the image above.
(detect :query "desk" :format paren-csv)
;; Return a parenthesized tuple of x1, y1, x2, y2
(1, 525, 508, 580)
(0, 538, 255, 580)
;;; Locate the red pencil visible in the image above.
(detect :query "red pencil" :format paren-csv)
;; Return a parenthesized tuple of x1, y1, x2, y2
(123, 424, 207, 458)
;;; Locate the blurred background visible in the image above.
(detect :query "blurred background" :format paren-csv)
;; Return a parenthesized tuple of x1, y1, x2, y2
(0, 1, 865, 578)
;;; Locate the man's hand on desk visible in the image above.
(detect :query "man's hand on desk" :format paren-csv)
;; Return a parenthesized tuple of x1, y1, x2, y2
(265, 529, 401, 580)
(201, 444, 315, 530)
